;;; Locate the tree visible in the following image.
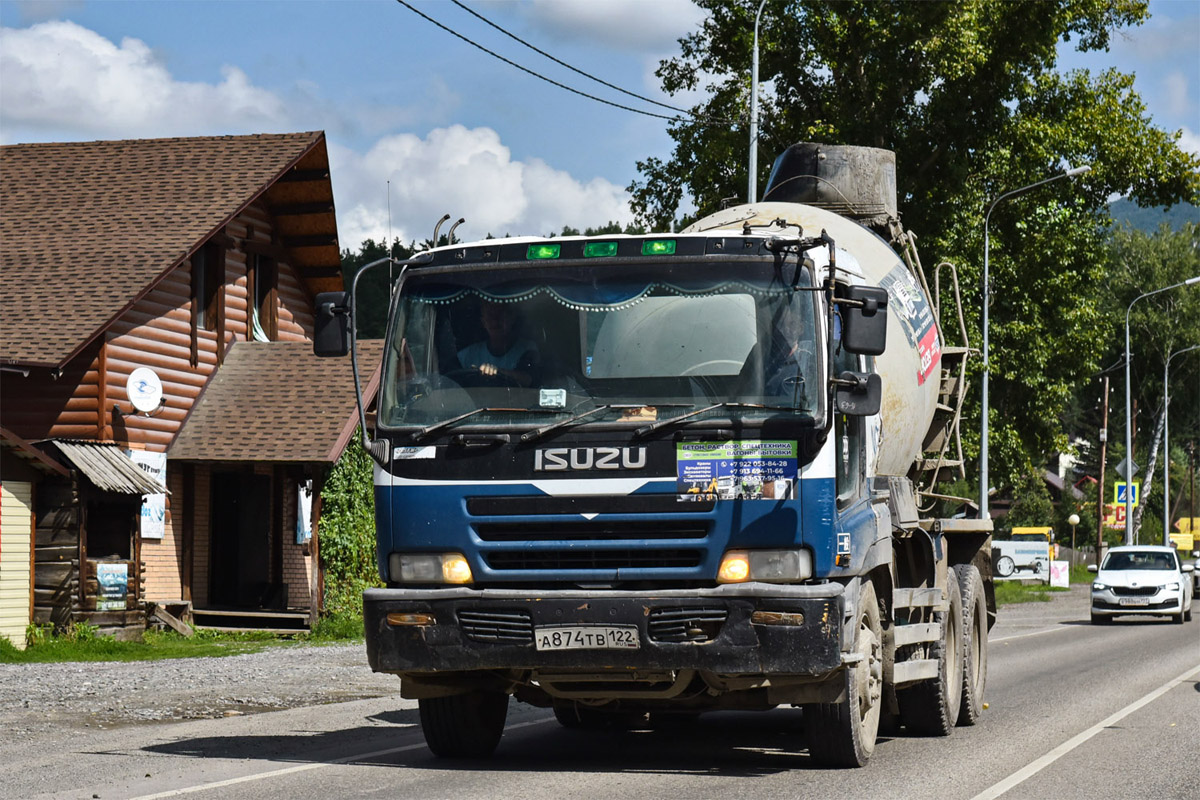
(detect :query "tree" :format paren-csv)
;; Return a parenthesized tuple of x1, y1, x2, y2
(1102, 223, 1200, 540)
(631, 0, 1200, 490)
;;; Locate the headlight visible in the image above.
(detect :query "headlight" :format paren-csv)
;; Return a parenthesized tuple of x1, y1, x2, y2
(718, 549, 813, 583)
(1165, 582, 1179, 591)
(1092, 582, 1107, 591)
(389, 553, 474, 584)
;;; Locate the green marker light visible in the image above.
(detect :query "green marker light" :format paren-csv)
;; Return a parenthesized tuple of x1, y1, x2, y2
(527, 243, 561, 260)
(584, 242, 618, 258)
(641, 239, 676, 255)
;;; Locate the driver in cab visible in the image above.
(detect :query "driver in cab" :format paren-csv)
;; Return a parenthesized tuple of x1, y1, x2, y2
(455, 300, 540, 387)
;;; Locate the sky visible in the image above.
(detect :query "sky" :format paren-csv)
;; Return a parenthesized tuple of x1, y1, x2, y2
(1, 0, 1197, 251)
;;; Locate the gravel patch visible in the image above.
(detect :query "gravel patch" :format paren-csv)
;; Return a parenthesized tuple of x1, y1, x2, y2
(0, 643, 401, 740)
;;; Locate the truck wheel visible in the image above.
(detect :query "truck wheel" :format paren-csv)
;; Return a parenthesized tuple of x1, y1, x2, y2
(805, 580, 882, 767)
(897, 578, 963, 736)
(954, 564, 988, 727)
(419, 691, 508, 757)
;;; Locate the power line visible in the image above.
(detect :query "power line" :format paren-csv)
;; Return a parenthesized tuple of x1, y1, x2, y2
(395, 0, 740, 127)
(449, 0, 693, 117)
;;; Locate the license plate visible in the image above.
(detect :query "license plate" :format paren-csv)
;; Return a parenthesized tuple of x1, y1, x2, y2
(1118, 597, 1152, 606)
(534, 625, 639, 651)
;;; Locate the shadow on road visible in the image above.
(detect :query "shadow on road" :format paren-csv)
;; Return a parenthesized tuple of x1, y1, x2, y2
(141, 708, 899, 776)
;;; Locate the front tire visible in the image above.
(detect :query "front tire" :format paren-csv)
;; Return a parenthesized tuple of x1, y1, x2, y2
(805, 580, 883, 767)
(897, 578, 963, 736)
(954, 564, 988, 726)
(419, 691, 509, 757)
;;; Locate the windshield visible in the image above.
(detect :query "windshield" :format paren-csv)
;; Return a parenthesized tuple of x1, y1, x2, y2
(1101, 551, 1179, 571)
(378, 259, 823, 431)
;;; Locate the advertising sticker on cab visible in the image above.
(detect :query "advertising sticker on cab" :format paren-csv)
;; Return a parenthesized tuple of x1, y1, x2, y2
(677, 441, 797, 501)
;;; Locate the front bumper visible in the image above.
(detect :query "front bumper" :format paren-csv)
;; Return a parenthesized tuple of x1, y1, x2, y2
(1091, 587, 1185, 615)
(363, 583, 844, 677)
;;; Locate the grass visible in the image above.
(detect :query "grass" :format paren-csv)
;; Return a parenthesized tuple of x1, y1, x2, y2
(993, 562, 1094, 606)
(0, 611, 365, 664)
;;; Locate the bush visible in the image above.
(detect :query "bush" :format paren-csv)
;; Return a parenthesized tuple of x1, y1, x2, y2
(318, 432, 383, 631)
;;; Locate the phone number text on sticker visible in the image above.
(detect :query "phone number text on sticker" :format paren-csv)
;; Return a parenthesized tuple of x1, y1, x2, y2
(534, 625, 639, 651)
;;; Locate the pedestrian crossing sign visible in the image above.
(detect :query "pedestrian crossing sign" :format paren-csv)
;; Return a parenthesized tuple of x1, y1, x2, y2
(1114, 481, 1139, 507)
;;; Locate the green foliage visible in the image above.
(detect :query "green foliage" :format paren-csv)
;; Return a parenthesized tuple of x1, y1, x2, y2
(631, 0, 1200, 488)
(994, 580, 1070, 606)
(317, 431, 382, 627)
(1005, 470, 1054, 528)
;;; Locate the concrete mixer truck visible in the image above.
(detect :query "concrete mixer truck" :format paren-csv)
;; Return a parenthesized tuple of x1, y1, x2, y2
(314, 143, 994, 767)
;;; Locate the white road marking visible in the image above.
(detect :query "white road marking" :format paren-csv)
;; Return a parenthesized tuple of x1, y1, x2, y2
(990, 626, 1071, 643)
(128, 717, 555, 799)
(969, 662, 1200, 800)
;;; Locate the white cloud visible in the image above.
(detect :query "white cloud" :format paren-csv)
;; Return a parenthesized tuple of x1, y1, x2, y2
(1177, 126, 1200, 157)
(523, 0, 706, 52)
(329, 125, 633, 250)
(0, 21, 290, 139)
(1162, 71, 1193, 119)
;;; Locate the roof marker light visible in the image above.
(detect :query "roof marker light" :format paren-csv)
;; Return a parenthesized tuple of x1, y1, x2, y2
(584, 241, 618, 258)
(641, 239, 676, 255)
(527, 243, 561, 260)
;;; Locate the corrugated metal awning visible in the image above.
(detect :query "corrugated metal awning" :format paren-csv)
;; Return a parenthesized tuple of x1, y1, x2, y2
(51, 441, 170, 495)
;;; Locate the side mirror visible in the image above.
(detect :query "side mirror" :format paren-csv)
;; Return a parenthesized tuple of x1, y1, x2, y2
(1087, 564, 1098, 573)
(833, 371, 882, 416)
(1181, 563, 1195, 574)
(314, 291, 351, 357)
(840, 285, 888, 355)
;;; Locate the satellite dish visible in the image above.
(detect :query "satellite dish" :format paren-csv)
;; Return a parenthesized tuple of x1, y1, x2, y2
(127, 367, 163, 414)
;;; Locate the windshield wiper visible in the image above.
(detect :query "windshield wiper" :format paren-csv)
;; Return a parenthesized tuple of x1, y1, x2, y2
(412, 407, 557, 442)
(634, 402, 810, 438)
(518, 403, 693, 443)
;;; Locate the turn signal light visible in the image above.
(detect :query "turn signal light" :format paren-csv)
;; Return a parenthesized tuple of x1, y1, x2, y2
(386, 613, 435, 626)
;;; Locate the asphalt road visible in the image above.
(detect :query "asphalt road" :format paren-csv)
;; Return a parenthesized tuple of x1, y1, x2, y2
(5, 585, 1198, 800)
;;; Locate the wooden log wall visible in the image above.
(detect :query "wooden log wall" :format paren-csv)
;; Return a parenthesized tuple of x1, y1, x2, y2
(32, 478, 80, 628)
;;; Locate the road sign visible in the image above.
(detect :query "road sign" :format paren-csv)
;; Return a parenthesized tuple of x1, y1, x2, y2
(1114, 457, 1139, 480)
(1114, 481, 1140, 507)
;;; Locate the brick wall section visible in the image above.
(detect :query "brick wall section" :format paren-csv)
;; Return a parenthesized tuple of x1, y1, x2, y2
(142, 467, 183, 601)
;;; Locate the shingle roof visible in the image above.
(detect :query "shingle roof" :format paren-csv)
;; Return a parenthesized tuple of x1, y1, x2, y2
(0, 132, 338, 367)
(167, 340, 384, 464)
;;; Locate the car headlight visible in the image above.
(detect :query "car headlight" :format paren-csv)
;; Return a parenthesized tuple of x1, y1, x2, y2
(718, 549, 813, 583)
(1165, 582, 1179, 591)
(1092, 582, 1108, 591)
(389, 553, 474, 584)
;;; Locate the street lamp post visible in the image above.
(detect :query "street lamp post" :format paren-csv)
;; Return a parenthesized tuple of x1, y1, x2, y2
(980, 164, 1091, 519)
(1068, 513, 1080, 566)
(748, 0, 767, 204)
(1163, 344, 1200, 544)
(1123, 276, 1200, 544)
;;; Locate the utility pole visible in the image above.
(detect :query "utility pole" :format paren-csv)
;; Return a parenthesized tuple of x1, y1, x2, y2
(1096, 376, 1109, 566)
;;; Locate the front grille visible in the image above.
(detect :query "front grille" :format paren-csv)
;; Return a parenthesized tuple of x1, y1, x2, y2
(457, 609, 533, 643)
(647, 607, 728, 642)
(475, 521, 708, 542)
(1112, 586, 1160, 597)
(467, 495, 715, 516)
(485, 548, 702, 571)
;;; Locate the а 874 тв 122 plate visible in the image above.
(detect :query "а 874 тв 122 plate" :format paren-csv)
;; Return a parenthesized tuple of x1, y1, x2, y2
(534, 625, 640, 651)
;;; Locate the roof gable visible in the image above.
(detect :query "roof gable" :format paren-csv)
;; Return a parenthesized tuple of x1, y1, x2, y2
(0, 132, 341, 367)
(167, 340, 384, 464)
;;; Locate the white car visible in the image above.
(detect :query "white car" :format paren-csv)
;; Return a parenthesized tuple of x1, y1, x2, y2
(1089, 545, 1194, 624)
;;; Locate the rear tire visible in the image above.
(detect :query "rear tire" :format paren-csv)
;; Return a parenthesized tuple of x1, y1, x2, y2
(419, 691, 508, 757)
(954, 564, 988, 727)
(897, 578, 963, 736)
(805, 580, 882, 767)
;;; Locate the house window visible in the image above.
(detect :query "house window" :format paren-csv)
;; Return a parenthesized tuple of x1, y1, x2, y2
(192, 243, 223, 332)
(249, 254, 278, 341)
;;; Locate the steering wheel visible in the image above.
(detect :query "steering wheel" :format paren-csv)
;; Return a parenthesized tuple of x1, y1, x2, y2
(442, 367, 521, 389)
